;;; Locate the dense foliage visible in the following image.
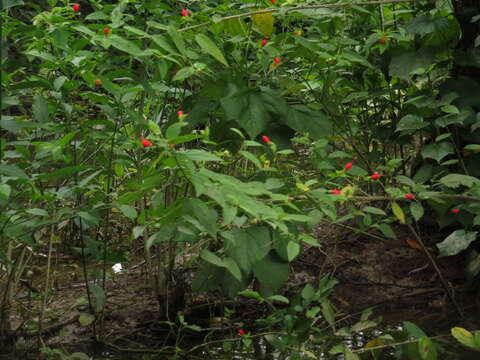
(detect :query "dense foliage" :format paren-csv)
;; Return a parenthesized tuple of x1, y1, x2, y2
(1, 0, 480, 358)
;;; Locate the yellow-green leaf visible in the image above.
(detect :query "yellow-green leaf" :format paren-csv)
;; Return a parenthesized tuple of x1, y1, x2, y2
(224, 18, 248, 37)
(251, 13, 274, 37)
(391, 202, 405, 224)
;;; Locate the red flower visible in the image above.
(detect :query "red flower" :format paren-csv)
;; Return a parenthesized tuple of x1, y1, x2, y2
(370, 172, 380, 180)
(72, 3, 80, 12)
(177, 110, 184, 117)
(94, 79, 102, 86)
(261, 135, 270, 144)
(344, 162, 353, 171)
(168, 143, 175, 149)
(141, 139, 152, 148)
(330, 189, 342, 195)
(451, 208, 460, 215)
(261, 39, 268, 47)
(274, 57, 281, 65)
(269, 0, 276, 4)
(378, 37, 388, 44)
(404, 193, 415, 200)
(171, 69, 179, 75)
(103, 28, 110, 35)
(238, 329, 245, 336)
(181, 9, 189, 17)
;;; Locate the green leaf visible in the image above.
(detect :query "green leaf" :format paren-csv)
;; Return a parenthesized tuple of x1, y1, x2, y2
(239, 151, 262, 169)
(321, 299, 336, 331)
(439, 174, 480, 188)
(26, 208, 49, 217)
(223, 257, 242, 281)
(172, 66, 196, 82)
(266, 295, 289, 304)
(286, 241, 300, 262)
(389, 48, 435, 81)
(282, 105, 332, 140)
(200, 249, 225, 268)
(421, 142, 454, 163)
(221, 90, 270, 139)
(0, 164, 28, 179)
(396, 114, 427, 132)
(40, 165, 89, 180)
(391, 202, 405, 224)
(451, 327, 479, 351)
(252, 252, 289, 296)
(406, 15, 449, 36)
(224, 18, 248, 37)
(107, 35, 142, 56)
(0, 184, 11, 200)
(464, 144, 480, 151)
(437, 230, 477, 257)
(166, 122, 187, 139)
(33, 94, 49, 123)
(89, 284, 106, 313)
(180, 149, 223, 162)
(224, 226, 271, 273)
(251, 13, 274, 37)
(168, 27, 187, 57)
(79, 313, 95, 326)
(363, 206, 386, 216)
(1, 0, 24, 11)
(151, 34, 177, 54)
(119, 205, 137, 220)
(410, 202, 424, 221)
(377, 223, 396, 239)
(195, 34, 229, 66)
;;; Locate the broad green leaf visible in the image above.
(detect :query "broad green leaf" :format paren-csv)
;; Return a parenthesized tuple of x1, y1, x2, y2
(180, 149, 223, 162)
(418, 337, 437, 360)
(0, 164, 28, 179)
(172, 66, 196, 82)
(239, 151, 262, 169)
(168, 27, 187, 56)
(33, 94, 49, 123)
(437, 230, 477, 257)
(282, 105, 332, 140)
(79, 313, 95, 326)
(464, 144, 480, 151)
(151, 34, 177, 54)
(200, 249, 225, 268)
(224, 18, 248, 37)
(321, 299, 336, 331)
(363, 206, 386, 216)
(166, 122, 187, 139)
(251, 13, 274, 37)
(195, 34, 229, 66)
(119, 205, 137, 219)
(377, 223, 396, 239)
(26, 208, 49, 217)
(451, 327, 478, 350)
(391, 202, 405, 224)
(89, 284, 106, 313)
(389, 48, 435, 81)
(252, 252, 289, 296)
(396, 114, 427, 132)
(224, 226, 271, 273)
(266, 295, 289, 304)
(410, 202, 424, 221)
(40, 165, 89, 180)
(421, 142, 454, 163)
(286, 241, 300, 262)
(406, 15, 449, 36)
(107, 35, 142, 56)
(0, 184, 11, 200)
(1, 0, 24, 11)
(223, 257, 242, 281)
(439, 174, 480, 188)
(301, 284, 316, 300)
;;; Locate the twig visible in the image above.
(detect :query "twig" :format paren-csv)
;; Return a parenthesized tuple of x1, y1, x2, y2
(406, 223, 464, 318)
(179, 0, 419, 32)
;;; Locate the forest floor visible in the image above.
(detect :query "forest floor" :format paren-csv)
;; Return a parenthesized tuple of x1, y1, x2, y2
(4, 223, 479, 359)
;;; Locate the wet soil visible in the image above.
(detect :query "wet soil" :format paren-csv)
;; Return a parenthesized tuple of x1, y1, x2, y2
(3, 223, 479, 359)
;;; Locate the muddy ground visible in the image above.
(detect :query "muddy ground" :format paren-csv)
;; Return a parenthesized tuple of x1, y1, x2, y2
(3, 223, 479, 359)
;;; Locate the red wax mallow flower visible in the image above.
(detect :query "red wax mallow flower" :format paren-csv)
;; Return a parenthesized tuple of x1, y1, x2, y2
(274, 57, 281, 65)
(181, 9, 189, 17)
(261, 39, 268, 47)
(177, 110, 184, 117)
(94, 79, 102, 86)
(269, 0, 276, 4)
(370, 172, 380, 180)
(261, 135, 271, 144)
(72, 3, 80, 12)
(141, 139, 152, 148)
(103, 28, 110, 35)
(344, 162, 353, 171)
(404, 193, 415, 200)
(238, 329, 245, 336)
(330, 189, 342, 195)
(378, 37, 388, 44)
(451, 208, 460, 215)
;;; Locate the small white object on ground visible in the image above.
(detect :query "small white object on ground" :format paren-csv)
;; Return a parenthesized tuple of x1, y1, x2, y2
(112, 263, 122, 274)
